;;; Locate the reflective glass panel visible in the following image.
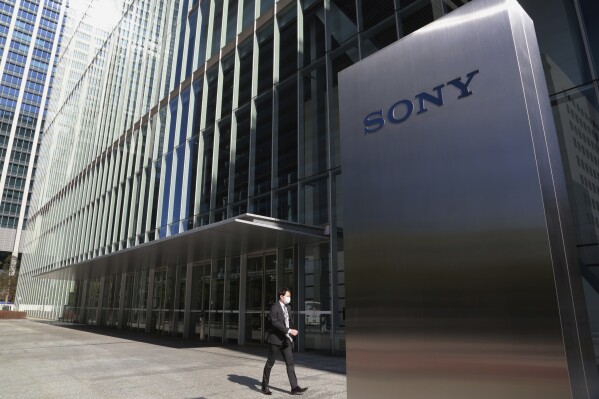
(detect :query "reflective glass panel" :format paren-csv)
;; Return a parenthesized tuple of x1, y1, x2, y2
(361, 0, 394, 31)
(237, 38, 253, 108)
(253, 93, 273, 195)
(303, 242, 331, 351)
(330, 42, 359, 168)
(242, 0, 255, 31)
(215, 118, 231, 221)
(551, 85, 599, 366)
(399, 1, 433, 36)
(579, 0, 599, 78)
(225, 0, 239, 44)
(519, 0, 592, 94)
(302, 176, 328, 226)
(276, 79, 297, 187)
(257, 24, 274, 95)
(210, 0, 224, 57)
(221, 54, 235, 117)
(302, 0, 325, 66)
(361, 18, 397, 59)
(302, 64, 327, 177)
(329, 0, 357, 49)
(278, 8, 297, 82)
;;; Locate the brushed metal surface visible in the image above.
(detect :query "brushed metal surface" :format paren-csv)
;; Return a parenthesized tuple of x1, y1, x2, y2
(338, 0, 597, 397)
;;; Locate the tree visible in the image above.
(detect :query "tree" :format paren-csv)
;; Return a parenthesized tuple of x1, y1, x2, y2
(0, 255, 19, 304)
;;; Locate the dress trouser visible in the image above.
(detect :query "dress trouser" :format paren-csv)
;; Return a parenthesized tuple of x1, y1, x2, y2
(262, 339, 298, 389)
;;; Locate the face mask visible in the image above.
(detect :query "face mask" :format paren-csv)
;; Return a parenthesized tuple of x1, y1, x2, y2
(283, 296, 291, 304)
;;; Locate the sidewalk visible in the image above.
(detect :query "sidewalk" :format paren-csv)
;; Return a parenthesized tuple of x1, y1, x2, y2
(0, 319, 346, 399)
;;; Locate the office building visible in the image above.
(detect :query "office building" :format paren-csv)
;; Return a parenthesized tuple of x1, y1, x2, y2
(13, 0, 599, 362)
(0, 0, 64, 275)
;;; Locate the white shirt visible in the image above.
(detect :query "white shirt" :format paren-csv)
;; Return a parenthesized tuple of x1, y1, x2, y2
(280, 301, 292, 341)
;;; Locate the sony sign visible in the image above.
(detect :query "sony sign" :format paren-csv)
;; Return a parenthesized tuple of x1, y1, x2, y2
(338, 0, 597, 398)
(364, 70, 479, 134)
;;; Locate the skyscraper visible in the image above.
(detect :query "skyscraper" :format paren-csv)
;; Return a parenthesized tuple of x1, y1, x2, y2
(0, 0, 64, 294)
(13, 0, 599, 366)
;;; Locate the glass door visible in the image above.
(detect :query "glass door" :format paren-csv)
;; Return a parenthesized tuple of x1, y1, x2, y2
(85, 277, 100, 325)
(100, 276, 113, 326)
(190, 263, 210, 339)
(152, 269, 168, 334)
(208, 259, 225, 341)
(100, 275, 121, 327)
(123, 270, 149, 332)
(175, 265, 186, 336)
(123, 273, 136, 330)
(264, 253, 277, 317)
(246, 255, 263, 344)
(245, 253, 277, 344)
(224, 257, 241, 343)
(152, 267, 175, 335)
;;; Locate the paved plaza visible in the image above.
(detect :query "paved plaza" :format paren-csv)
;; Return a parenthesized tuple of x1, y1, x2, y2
(0, 319, 346, 399)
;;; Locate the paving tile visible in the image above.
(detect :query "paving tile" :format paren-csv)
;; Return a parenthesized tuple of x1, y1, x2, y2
(0, 319, 347, 399)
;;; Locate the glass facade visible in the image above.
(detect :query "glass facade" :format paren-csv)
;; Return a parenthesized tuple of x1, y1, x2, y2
(0, 0, 63, 259)
(12, 0, 599, 360)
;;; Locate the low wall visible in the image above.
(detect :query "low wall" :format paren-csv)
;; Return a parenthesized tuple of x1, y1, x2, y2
(0, 310, 26, 319)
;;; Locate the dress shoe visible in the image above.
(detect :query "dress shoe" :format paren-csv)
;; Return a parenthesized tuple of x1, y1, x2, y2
(261, 386, 272, 395)
(291, 386, 308, 395)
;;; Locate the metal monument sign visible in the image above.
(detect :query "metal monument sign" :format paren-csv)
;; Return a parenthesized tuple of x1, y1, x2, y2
(338, 0, 598, 397)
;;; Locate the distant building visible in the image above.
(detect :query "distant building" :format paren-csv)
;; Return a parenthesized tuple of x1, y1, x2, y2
(13, 0, 599, 362)
(0, 0, 64, 265)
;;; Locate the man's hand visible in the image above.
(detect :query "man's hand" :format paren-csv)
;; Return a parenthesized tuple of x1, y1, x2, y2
(289, 329, 298, 336)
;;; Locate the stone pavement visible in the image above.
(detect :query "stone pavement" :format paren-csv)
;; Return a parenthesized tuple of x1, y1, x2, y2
(0, 319, 346, 399)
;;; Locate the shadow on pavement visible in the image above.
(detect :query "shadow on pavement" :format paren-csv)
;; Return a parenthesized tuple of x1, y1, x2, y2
(228, 374, 261, 393)
(228, 374, 290, 395)
(33, 320, 346, 375)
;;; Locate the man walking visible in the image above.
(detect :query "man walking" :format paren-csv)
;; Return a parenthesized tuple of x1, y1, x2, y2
(261, 287, 308, 395)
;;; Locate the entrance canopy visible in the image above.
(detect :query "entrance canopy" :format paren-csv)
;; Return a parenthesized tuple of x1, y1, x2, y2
(35, 214, 328, 280)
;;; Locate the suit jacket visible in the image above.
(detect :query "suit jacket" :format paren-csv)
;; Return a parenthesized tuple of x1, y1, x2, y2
(266, 301, 294, 346)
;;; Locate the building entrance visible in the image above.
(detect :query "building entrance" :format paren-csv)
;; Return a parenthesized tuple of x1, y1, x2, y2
(245, 253, 277, 344)
(190, 263, 210, 339)
(151, 268, 174, 335)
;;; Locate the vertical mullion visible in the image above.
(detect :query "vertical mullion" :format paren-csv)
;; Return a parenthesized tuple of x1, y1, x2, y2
(270, 7, 282, 217)
(193, 72, 210, 220)
(323, 3, 335, 353)
(155, 106, 170, 237)
(296, 2, 305, 221)
(90, 159, 109, 256)
(179, 114, 193, 231)
(247, 29, 259, 212)
(209, 55, 226, 223)
(121, 138, 137, 246)
(227, 45, 242, 217)
(108, 146, 122, 249)
(166, 97, 183, 233)
(135, 166, 148, 242)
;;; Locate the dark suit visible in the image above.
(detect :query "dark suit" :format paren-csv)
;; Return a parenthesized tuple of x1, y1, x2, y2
(262, 301, 299, 389)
